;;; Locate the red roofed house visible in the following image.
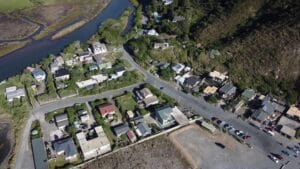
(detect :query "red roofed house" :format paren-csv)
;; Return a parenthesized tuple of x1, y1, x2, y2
(98, 103, 116, 119)
(127, 130, 137, 143)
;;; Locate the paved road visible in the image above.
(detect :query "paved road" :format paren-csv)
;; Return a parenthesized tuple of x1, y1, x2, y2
(15, 48, 299, 169)
(15, 83, 142, 169)
(120, 48, 299, 169)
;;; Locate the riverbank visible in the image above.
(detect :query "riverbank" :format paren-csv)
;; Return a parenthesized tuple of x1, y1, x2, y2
(0, 0, 111, 57)
(0, 116, 13, 169)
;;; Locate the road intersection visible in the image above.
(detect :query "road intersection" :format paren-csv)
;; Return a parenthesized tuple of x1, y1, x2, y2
(14, 48, 299, 169)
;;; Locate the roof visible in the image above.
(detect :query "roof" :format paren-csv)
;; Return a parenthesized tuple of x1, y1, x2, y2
(98, 103, 115, 117)
(143, 96, 159, 107)
(31, 138, 49, 169)
(76, 79, 97, 88)
(6, 88, 25, 101)
(55, 68, 69, 78)
(241, 89, 256, 101)
(78, 51, 90, 57)
(91, 74, 108, 83)
(33, 68, 46, 77)
(5, 86, 17, 93)
(280, 125, 296, 137)
(112, 123, 130, 136)
(172, 63, 185, 73)
(262, 101, 275, 115)
(209, 71, 227, 81)
(155, 105, 173, 120)
(184, 76, 199, 86)
(277, 116, 300, 129)
(286, 106, 300, 119)
(139, 88, 153, 99)
(76, 126, 111, 159)
(136, 122, 151, 136)
(252, 109, 269, 122)
(53, 138, 78, 157)
(203, 86, 218, 95)
(219, 84, 237, 95)
(55, 113, 68, 123)
(127, 130, 137, 141)
(272, 102, 286, 113)
(201, 121, 216, 133)
(114, 67, 126, 73)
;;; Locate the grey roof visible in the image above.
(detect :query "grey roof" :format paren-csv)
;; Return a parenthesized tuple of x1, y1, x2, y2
(6, 88, 25, 100)
(31, 138, 49, 169)
(219, 84, 237, 95)
(262, 102, 275, 114)
(33, 69, 46, 77)
(252, 109, 269, 122)
(114, 66, 126, 73)
(113, 123, 130, 136)
(136, 122, 151, 136)
(78, 51, 90, 57)
(184, 76, 200, 87)
(280, 126, 296, 137)
(241, 89, 256, 101)
(53, 138, 78, 158)
(56, 120, 69, 128)
(272, 102, 286, 113)
(55, 113, 68, 123)
(155, 105, 173, 121)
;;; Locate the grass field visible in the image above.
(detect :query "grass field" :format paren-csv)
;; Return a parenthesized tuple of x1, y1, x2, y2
(0, 0, 32, 13)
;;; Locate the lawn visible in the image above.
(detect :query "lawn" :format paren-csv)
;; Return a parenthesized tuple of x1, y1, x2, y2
(0, 0, 32, 13)
(115, 93, 137, 114)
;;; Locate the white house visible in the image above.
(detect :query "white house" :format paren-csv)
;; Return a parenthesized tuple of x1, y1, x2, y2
(32, 68, 46, 82)
(76, 126, 111, 160)
(172, 63, 185, 74)
(5, 86, 26, 102)
(162, 0, 173, 5)
(92, 42, 107, 55)
(146, 29, 159, 36)
(91, 74, 108, 83)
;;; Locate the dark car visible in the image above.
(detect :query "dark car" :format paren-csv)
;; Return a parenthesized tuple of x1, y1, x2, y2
(282, 150, 290, 156)
(211, 117, 218, 121)
(216, 120, 222, 124)
(271, 153, 283, 160)
(215, 142, 225, 149)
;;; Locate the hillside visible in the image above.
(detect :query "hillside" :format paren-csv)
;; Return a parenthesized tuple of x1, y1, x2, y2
(130, 0, 300, 103)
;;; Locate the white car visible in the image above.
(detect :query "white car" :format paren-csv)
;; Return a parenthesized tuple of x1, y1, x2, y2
(269, 155, 279, 163)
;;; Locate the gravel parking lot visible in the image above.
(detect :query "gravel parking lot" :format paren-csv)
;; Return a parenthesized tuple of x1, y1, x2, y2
(170, 124, 279, 169)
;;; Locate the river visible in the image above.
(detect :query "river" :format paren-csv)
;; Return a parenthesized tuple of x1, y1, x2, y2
(0, 0, 133, 81)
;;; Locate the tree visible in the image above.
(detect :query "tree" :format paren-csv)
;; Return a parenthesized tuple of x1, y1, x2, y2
(207, 95, 218, 104)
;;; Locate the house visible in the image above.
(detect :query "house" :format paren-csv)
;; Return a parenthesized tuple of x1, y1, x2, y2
(76, 126, 111, 160)
(54, 68, 70, 81)
(76, 79, 97, 89)
(208, 49, 221, 59)
(55, 113, 69, 130)
(114, 67, 126, 77)
(219, 83, 237, 99)
(208, 71, 228, 83)
(5, 86, 26, 102)
(146, 29, 159, 36)
(154, 43, 169, 50)
(162, 0, 173, 5)
(98, 103, 116, 118)
(135, 122, 151, 137)
(52, 138, 78, 161)
(137, 88, 159, 107)
(127, 110, 135, 119)
(127, 130, 137, 143)
(98, 62, 112, 70)
(286, 106, 300, 120)
(78, 51, 92, 63)
(241, 89, 256, 101)
(92, 42, 107, 55)
(112, 123, 130, 137)
(200, 121, 216, 133)
(174, 72, 191, 85)
(184, 76, 200, 88)
(155, 105, 176, 128)
(172, 63, 185, 74)
(78, 110, 89, 123)
(89, 64, 99, 71)
(203, 86, 218, 95)
(50, 56, 64, 73)
(32, 68, 46, 82)
(31, 138, 49, 169)
(133, 111, 144, 124)
(91, 74, 108, 83)
(277, 116, 300, 139)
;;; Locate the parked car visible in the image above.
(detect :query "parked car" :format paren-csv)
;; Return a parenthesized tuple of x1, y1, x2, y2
(271, 153, 283, 160)
(281, 150, 290, 156)
(268, 154, 279, 163)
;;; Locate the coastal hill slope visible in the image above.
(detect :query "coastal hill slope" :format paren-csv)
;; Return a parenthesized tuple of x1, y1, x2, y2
(136, 0, 300, 103)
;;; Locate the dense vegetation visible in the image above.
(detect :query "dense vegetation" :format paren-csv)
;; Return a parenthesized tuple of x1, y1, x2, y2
(128, 0, 300, 104)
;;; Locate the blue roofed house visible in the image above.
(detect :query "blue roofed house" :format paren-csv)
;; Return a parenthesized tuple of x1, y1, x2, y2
(135, 122, 152, 137)
(155, 105, 176, 128)
(112, 123, 130, 137)
(52, 138, 78, 161)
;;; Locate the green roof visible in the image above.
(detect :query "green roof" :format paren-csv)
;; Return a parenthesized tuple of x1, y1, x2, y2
(156, 106, 172, 120)
(31, 138, 49, 169)
(242, 89, 256, 100)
